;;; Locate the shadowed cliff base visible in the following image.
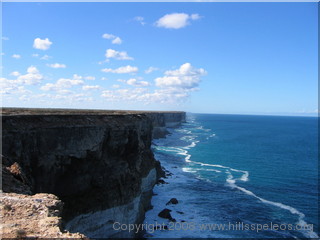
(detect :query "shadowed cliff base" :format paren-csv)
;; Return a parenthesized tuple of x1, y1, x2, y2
(1, 107, 186, 238)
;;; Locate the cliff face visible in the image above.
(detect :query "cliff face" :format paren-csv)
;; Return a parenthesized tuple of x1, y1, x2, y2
(1, 109, 186, 238)
(146, 112, 186, 138)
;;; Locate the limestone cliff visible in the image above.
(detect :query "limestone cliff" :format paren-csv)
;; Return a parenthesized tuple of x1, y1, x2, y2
(146, 112, 186, 139)
(1, 108, 186, 238)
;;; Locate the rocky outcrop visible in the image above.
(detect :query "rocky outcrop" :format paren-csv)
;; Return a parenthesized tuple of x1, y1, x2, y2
(1, 108, 186, 238)
(0, 192, 85, 239)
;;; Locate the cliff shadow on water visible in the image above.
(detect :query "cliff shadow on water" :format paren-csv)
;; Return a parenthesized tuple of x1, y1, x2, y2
(1, 108, 186, 238)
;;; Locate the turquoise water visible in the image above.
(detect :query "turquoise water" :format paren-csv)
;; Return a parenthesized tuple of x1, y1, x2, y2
(145, 113, 318, 238)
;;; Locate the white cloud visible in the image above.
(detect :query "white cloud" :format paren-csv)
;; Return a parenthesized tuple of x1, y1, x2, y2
(155, 13, 201, 29)
(2, 37, 9, 40)
(155, 63, 206, 89)
(98, 60, 108, 65)
(17, 66, 44, 85)
(72, 74, 83, 80)
(102, 33, 115, 39)
(40, 75, 84, 91)
(145, 67, 159, 74)
(82, 85, 101, 91)
(135, 88, 190, 104)
(134, 16, 146, 25)
(41, 54, 52, 60)
(99, 63, 206, 105)
(102, 33, 122, 45)
(1, 53, 5, 56)
(102, 65, 138, 74)
(112, 37, 122, 45)
(19, 94, 31, 102)
(47, 63, 66, 68)
(10, 71, 21, 77)
(85, 76, 96, 81)
(33, 38, 52, 50)
(105, 49, 133, 60)
(0, 78, 31, 96)
(32, 53, 52, 60)
(100, 87, 187, 104)
(1, 67, 43, 96)
(127, 78, 150, 87)
(101, 77, 108, 81)
(191, 14, 201, 20)
(112, 84, 120, 88)
(101, 88, 148, 101)
(12, 54, 21, 59)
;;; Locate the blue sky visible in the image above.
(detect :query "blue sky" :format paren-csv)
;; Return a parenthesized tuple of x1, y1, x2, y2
(1, 2, 318, 115)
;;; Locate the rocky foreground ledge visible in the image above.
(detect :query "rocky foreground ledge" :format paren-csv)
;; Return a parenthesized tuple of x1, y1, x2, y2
(1, 108, 186, 238)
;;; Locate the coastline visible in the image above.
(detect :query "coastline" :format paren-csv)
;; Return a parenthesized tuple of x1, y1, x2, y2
(1, 108, 186, 238)
(143, 114, 319, 239)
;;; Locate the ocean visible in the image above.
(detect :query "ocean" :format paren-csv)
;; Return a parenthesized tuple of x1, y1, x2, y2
(144, 113, 318, 239)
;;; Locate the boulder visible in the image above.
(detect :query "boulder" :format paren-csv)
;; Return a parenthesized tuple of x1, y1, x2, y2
(158, 208, 172, 219)
(166, 198, 178, 205)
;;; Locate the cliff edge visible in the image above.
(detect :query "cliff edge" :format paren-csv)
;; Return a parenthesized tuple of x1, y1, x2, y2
(1, 108, 186, 238)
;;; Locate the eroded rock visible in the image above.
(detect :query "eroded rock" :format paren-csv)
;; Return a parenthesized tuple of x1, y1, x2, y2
(0, 192, 85, 239)
(166, 198, 178, 205)
(158, 208, 172, 219)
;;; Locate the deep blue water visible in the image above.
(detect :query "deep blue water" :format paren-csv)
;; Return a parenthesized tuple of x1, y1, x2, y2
(145, 113, 318, 238)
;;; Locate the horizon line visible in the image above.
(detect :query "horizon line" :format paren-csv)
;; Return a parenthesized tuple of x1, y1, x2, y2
(1, 106, 318, 118)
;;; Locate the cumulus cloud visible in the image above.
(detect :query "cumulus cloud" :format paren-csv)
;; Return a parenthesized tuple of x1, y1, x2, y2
(100, 63, 206, 104)
(18, 66, 44, 85)
(155, 63, 206, 89)
(105, 49, 133, 60)
(155, 13, 201, 29)
(145, 67, 159, 74)
(10, 71, 21, 77)
(33, 38, 52, 50)
(126, 78, 150, 87)
(112, 37, 122, 45)
(47, 63, 66, 68)
(0, 77, 31, 95)
(134, 16, 146, 25)
(40, 75, 84, 91)
(101, 65, 138, 74)
(0, 66, 43, 95)
(102, 33, 122, 45)
(82, 85, 101, 91)
(102, 33, 115, 39)
(12, 54, 21, 59)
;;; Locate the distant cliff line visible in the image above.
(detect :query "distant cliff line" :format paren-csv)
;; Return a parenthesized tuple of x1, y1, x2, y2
(1, 107, 185, 115)
(1, 108, 186, 238)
